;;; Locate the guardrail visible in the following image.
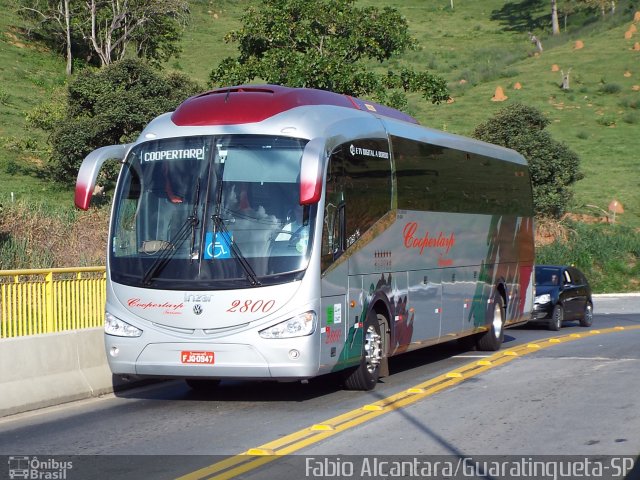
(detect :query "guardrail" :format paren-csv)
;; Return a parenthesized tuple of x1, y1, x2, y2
(0, 267, 106, 338)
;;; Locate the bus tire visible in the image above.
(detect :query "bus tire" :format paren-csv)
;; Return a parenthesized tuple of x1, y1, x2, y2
(185, 378, 221, 392)
(343, 311, 384, 391)
(476, 294, 505, 351)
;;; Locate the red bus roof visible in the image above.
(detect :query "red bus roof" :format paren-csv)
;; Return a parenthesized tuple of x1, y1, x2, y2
(171, 84, 419, 126)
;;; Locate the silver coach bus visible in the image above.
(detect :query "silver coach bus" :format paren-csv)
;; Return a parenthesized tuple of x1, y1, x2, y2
(75, 85, 535, 391)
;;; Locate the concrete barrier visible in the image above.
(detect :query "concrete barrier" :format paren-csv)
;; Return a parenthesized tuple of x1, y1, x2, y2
(0, 328, 136, 418)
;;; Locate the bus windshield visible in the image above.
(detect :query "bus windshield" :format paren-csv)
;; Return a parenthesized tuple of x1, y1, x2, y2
(109, 135, 314, 289)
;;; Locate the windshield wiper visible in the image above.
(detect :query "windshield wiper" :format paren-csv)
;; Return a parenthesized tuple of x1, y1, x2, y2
(209, 153, 261, 287)
(142, 180, 200, 286)
(211, 213, 261, 287)
(188, 179, 201, 260)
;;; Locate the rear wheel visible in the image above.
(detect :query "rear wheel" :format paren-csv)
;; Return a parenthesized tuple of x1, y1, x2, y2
(549, 304, 563, 331)
(476, 294, 505, 351)
(579, 302, 593, 327)
(344, 311, 384, 391)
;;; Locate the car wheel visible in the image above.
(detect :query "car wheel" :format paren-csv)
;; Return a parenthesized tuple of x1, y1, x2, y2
(549, 304, 563, 331)
(579, 302, 593, 327)
(476, 294, 505, 351)
(344, 311, 384, 391)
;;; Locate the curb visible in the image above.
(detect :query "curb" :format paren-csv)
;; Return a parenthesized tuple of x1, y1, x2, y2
(593, 292, 640, 298)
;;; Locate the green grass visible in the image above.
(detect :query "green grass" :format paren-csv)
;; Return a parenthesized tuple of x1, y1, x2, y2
(166, 0, 245, 84)
(397, 2, 640, 228)
(536, 221, 640, 293)
(0, 2, 71, 206)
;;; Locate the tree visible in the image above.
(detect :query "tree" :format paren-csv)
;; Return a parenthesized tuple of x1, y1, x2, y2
(19, 0, 79, 74)
(82, 0, 189, 67)
(473, 104, 583, 218)
(18, 0, 189, 73)
(577, 0, 616, 17)
(551, 0, 560, 35)
(44, 59, 201, 184)
(209, 0, 449, 110)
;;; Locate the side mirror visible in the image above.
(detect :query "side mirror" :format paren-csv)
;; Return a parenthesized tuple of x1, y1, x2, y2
(74, 144, 130, 210)
(299, 137, 326, 205)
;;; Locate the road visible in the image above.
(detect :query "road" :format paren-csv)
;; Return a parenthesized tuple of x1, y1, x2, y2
(1, 295, 639, 480)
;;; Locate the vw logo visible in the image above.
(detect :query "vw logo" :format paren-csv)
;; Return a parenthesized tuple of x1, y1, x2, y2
(193, 304, 203, 315)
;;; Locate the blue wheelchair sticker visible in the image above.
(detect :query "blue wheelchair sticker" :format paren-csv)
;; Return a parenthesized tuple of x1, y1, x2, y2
(204, 231, 233, 259)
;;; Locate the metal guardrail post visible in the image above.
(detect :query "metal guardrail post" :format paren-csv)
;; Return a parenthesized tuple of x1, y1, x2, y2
(45, 271, 54, 333)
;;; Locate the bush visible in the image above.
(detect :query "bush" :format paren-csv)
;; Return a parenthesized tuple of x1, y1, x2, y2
(46, 59, 202, 185)
(599, 83, 621, 94)
(536, 222, 640, 293)
(0, 201, 110, 269)
(596, 114, 616, 126)
(576, 130, 589, 140)
(473, 103, 583, 218)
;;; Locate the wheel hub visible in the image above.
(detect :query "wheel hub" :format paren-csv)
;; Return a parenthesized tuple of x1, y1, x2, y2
(364, 325, 382, 373)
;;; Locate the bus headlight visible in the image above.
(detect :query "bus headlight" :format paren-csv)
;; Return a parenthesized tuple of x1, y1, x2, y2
(105, 312, 143, 337)
(259, 311, 316, 339)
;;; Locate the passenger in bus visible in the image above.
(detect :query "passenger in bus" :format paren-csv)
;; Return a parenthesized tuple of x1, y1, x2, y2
(163, 162, 184, 204)
(225, 183, 254, 214)
(161, 160, 198, 244)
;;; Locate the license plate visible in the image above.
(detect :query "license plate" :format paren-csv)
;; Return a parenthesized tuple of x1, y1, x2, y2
(180, 351, 215, 364)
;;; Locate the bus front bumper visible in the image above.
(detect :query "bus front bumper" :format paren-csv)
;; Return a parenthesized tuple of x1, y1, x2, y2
(105, 336, 320, 380)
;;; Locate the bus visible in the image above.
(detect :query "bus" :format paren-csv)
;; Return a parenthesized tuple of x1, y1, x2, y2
(75, 84, 534, 391)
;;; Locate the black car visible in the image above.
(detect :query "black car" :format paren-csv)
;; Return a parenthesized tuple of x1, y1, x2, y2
(532, 265, 594, 331)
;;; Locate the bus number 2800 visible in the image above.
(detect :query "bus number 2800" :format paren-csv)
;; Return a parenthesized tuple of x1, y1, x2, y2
(227, 299, 275, 313)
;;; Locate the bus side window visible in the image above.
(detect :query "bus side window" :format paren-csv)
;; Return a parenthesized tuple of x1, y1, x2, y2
(322, 150, 345, 272)
(343, 139, 391, 243)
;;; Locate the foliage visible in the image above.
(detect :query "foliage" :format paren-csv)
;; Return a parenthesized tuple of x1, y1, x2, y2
(209, 0, 449, 110)
(44, 59, 202, 185)
(18, 0, 189, 72)
(536, 221, 640, 293)
(0, 200, 110, 269)
(473, 103, 583, 219)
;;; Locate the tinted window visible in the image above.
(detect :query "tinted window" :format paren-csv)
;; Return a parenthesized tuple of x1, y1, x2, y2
(536, 267, 562, 286)
(392, 135, 533, 215)
(321, 139, 391, 272)
(568, 268, 587, 285)
(343, 140, 391, 246)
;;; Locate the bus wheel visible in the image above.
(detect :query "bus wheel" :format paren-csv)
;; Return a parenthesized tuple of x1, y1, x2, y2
(476, 294, 505, 351)
(185, 379, 221, 392)
(344, 311, 384, 391)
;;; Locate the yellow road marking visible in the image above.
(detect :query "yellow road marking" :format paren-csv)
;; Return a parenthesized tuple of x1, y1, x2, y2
(176, 325, 640, 480)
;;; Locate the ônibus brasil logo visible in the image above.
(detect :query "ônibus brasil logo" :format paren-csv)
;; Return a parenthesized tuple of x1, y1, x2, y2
(8, 456, 73, 479)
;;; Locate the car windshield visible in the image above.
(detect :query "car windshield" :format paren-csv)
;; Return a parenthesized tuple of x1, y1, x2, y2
(109, 135, 314, 289)
(536, 267, 562, 286)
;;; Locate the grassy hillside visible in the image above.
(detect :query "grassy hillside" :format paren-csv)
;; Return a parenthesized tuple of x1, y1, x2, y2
(0, 1, 68, 205)
(367, 0, 640, 227)
(2, 0, 638, 227)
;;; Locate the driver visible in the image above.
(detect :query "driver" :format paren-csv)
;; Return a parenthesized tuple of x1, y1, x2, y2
(276, 207, 307, 240)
